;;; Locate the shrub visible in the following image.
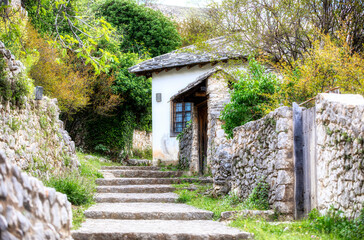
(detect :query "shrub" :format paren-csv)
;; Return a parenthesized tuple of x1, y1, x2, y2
(0, 58, 32, 106)
(243, 178, 270, 210)
(96, 0, 182, 57)
(132, 148, 152, 160)
(220, 57, 280, 138)
(44, 172, 95, 206)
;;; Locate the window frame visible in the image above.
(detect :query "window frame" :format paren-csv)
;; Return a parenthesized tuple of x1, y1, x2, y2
(170, 102, 192, 136)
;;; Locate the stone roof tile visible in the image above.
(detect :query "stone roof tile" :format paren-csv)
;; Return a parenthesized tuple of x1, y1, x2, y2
(128, 36, 247, 75)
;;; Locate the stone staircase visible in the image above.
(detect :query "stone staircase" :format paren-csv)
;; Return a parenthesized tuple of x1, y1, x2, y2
(71, 165, 251, 239)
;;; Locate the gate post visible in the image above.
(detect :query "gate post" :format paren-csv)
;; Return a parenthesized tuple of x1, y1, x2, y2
(293, 103, 305, 219)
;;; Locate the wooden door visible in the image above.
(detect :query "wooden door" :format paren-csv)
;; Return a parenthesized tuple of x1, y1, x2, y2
(198, 103, 208, 175)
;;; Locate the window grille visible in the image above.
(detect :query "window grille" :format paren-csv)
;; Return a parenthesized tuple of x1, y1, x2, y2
(173, 102, 192, 133)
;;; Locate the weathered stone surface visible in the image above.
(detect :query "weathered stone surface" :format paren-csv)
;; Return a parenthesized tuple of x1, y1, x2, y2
(129, 36, 247, 74)
(132, 130, 152, 154)
(96, 177, 212, 186)
(315, 93, 364, 218)
(102, 169, 184, 178)
(84, 203, 213, 220)
(231, 107, 295, 217)
(0, 40, 78, 176)
(221, 210, 275, 221)
(97, 185, 176, 193)
(0, 153, 72, 239)
(101, 166, 160, 171)
(94, 193, 179, 203)
(72, 219, 252, 240)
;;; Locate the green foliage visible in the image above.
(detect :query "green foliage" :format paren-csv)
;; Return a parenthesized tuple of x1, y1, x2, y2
(221, 57, 280, 138)
(0, 58, 32, 106)
(96, 0, 182, 57)
(243, 178, 270, 210)
(44, 171, 94, 206)
(86, 109, 135, 156)
(9, 117, 21, 132)
(132, 148, 152, 160)
(23, 0, 117, 74)
(308, 207, 364, 240)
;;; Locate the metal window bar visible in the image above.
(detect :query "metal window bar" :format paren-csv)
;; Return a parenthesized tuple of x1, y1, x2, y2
(174, 102, 192, 133)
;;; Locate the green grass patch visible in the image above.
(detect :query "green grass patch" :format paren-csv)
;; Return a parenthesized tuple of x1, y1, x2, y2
(132, 148, 152, 160)
(44, 151, 123, 229)
(174, 183, 246, 220)
(174, 183, 364, 240)
(44, 172, 95, 206)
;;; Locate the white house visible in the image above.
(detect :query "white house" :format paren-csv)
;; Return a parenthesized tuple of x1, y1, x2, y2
(129, 37, 247, 168)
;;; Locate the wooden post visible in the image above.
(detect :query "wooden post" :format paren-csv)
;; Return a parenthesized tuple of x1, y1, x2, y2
(293, 102, 305, 219)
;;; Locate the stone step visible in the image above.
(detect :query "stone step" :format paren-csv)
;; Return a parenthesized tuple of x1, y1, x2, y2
(101, 170, 184, 178)
(72, 219, 251, 240)
(97, 185, 176, 193)
(126, 159, 152, 166)
(101, 166, 160, 171)
(95, 177, 213, 186)
(94, 193, 178, 203)
(84, 203, 213, 220)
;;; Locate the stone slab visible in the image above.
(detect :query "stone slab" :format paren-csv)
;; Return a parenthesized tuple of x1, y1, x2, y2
(95, 177, 213, 186)
(101, 166, 160, 171)
(84, 203, 213, 220)
(97, 185, 176, 193)
(101, 170, 184, 178)
(72, 219, 252, 240)
(94, 193, 178, 203)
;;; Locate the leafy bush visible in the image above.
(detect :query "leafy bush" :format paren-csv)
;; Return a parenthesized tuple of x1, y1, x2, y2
(96, 0, 182, 57)
(308, 207, 364, 240)
(44, 172, 95, 206)
(132, 148, 152, 160)
(242, 178, 270, 210)
(0, 57, 32, 106)
(220, 57, 280, 138)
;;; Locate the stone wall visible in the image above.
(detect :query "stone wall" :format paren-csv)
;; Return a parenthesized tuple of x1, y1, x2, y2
(178, 124, 193, 169)
(231, 107, 295, 217)
(207, 72, 233, 195)
(0, 40, 78, 176)
(0, 41, 23, 81)
(132, 130, 152, 152)
(315, 93, 364, 218)
(0, 152, 72, 239)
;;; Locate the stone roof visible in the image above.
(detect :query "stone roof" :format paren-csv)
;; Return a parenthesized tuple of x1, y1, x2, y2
(170, 67, 234, 102)
(128, 36, 247, 75)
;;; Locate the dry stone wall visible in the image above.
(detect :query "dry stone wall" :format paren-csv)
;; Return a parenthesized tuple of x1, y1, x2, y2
(132, 130, 152, 152)
(0, 41, 24, 81)
(0, 40, 78, 176)
(0, 152, 72, 239)
(315, 93, 364, 218)
(207, 72, 233, 195)
(231, 107, 295, 217)
(178, 124, 193, 169)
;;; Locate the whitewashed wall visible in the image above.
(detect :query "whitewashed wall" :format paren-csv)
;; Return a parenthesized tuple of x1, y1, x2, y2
(152, 65, 214, 165)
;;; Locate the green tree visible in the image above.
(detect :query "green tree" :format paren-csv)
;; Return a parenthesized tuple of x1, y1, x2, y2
(96, 0, 182, 57)
(220, 57, 280, 138)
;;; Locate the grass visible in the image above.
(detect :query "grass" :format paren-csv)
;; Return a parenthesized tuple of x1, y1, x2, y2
(173, 183, 247, 220)
(43, 151, 122, 229)
(173, 183, 364, 240)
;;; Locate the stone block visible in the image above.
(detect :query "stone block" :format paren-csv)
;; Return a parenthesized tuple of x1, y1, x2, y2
(277, 170, 293, 185)
(273, 201, 294, 214)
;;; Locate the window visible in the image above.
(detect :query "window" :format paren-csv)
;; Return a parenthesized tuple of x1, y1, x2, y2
(173, 102, 192, 133)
